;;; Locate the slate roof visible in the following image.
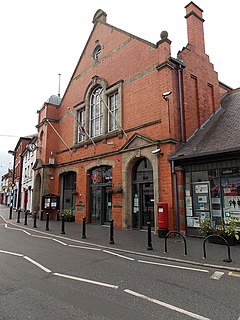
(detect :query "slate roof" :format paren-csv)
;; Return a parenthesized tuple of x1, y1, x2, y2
(169, 90, 240, 161)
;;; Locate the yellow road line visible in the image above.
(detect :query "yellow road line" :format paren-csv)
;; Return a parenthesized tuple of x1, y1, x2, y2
(228, 272, 240, 278)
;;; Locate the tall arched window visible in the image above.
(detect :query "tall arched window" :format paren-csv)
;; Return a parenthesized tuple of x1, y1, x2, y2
(90, 87, 103, 137)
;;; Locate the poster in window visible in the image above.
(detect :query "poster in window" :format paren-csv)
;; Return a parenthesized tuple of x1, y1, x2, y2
(187, 217, 194, 227)
(195, 184, 208, 194)
(185, 196, 192, 206)
(192, 217, 200, 228)
(198, 195, 207, 203)
(186, 206, 193, 216)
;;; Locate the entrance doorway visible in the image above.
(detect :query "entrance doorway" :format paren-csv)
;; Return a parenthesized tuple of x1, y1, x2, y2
(132, 158, 154, 229)
(89, 166, 112, 224)
(61, 172, 76, 212)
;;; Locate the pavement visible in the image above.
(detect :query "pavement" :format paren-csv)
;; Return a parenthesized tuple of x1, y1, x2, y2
(1, 204, 240, 272)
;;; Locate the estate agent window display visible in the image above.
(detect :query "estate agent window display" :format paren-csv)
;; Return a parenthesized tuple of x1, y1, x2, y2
(185, 168, 240, 234)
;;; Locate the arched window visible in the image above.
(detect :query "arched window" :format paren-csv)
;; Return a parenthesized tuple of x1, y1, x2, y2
(90, 87, 103, 137)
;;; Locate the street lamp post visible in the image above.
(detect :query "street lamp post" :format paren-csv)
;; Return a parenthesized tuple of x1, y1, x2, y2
(8, 150, 16, 219)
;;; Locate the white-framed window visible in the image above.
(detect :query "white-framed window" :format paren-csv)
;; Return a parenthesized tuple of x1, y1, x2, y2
(108, 92, 119, 132)
(74, 79, 122, 145)
(90, 87, 103, 138)
(77, 109, 86, 143)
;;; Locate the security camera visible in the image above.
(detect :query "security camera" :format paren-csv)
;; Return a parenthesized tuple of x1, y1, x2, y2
(152, 148, 161, 154)
(162, 91, 172, 99)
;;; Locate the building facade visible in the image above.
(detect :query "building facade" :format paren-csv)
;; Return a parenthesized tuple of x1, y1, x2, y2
(33, 2, 232, 232)
(21, 137, 37, 213)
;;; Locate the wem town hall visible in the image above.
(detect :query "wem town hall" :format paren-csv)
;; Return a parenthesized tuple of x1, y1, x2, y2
(6, 2, 240, 237)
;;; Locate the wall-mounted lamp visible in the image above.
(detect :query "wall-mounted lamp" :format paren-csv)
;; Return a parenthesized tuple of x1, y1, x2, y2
(162, 91, 172, 100)
(152, 148, 161, 155)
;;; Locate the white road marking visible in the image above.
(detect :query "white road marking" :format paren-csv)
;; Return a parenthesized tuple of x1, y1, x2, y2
(211, 271, 224, 280)
(68, 244, 101, 251)
(53, 272, 118, 289)
(138, 260, 209, 273)
(0, 249, 23, 257)
(5, 224, 31, 235)
(23, 256, 52, 273)
(52, 239, 67, 246)
(103, 250, 135, 261)
(31, 234, 52, 240)
(124, 289, 210, 320)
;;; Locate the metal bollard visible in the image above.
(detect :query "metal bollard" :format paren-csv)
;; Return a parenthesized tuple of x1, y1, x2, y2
(61, 215, 65, 234)
(109, 219, 115, 244)
(33, 211, 37, 228)
(24, 211, 28, 225)
(40, 210, 43, 221)
(147, 222, 153, 250)
(82, 217, 86, 239)
(45, 213, 49, 231)
(17, 208, 21, 223)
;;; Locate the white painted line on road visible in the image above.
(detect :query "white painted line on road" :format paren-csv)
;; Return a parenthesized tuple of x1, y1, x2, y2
(53, 272, 118, 289)
(124, 289, 210, 320)
(103, 250, 135, 261)
(31, 234, 52, 240)
(23, 256, 52, 273)
(0, 249, 23, 257)
(52, 239, 67, 246)
(68, 244, 101, 251)
(211, 271, 224, 280)
(138, 260, 209, 273)
(5, 224, 31, 235)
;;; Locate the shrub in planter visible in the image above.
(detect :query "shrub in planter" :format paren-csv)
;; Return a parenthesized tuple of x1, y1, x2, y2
(199, 218, 239, 246)
(62, 209, 75, 222)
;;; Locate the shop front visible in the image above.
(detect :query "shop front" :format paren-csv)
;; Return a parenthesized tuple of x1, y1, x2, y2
(184, 164, 240, 236)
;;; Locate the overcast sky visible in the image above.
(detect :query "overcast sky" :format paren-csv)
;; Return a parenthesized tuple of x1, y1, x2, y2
(0, 0, 239, 178)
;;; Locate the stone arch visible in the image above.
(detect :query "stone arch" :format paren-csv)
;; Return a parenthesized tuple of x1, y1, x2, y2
(122, 147, 160, 231)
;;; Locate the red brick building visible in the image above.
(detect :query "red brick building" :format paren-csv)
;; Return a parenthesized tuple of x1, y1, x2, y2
(33, 2, 231, 233)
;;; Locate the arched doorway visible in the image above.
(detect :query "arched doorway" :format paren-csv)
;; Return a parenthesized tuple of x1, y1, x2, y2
(89, 166, 112, 224)
(132, 158, 154, 229)
(61, 172, 76, 211)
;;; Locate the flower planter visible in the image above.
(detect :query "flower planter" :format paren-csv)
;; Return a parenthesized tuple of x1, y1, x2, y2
(208, 235, 236, 246)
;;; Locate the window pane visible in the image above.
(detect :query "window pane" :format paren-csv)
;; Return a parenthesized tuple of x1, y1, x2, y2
(108, 92, 118, 132)
(90, 87, 103, 137)
(77, 109, 85, 142)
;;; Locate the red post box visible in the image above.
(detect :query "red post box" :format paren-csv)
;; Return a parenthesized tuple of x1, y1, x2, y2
(157, 202, 169, 238)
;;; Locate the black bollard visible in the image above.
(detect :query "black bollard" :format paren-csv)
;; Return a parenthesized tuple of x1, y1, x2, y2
(9, 205, 13, 220)
(33, 211, 37, 228)
(17, 208, 21, 223)
(24, 211, 28, 225)
(61, 215, 65, 234)
(147, 222, 153, 250)
(45, 213, 49, 231)
(109, 219, 115, 244)
(40, 210, 43, 221)
(82, 217, 86, 239)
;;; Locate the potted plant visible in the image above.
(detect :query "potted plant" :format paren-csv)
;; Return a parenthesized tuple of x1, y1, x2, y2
(198, 218, 214, 236)
(62, 209, 75, 222)
(199, 218, 239, 246)
(215, 219, 239, 245)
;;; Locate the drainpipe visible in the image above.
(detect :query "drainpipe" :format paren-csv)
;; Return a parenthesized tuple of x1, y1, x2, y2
(171, 160, 179, 232)
(177, 65, 185, 143)
(169, 57, 186, 143)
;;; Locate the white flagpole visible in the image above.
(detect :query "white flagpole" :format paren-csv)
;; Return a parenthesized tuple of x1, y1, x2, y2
(46, 120, 72, 155)
(68, 108, 96, 148)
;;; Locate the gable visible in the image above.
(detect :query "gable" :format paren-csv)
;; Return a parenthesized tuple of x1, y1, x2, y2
(121, 133, 158, 151)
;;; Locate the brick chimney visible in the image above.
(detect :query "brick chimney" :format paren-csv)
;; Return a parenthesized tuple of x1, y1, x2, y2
(185, 2, 205, 55)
